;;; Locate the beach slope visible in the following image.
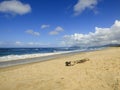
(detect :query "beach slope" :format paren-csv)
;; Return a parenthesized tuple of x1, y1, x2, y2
(0, 47, 120, 90)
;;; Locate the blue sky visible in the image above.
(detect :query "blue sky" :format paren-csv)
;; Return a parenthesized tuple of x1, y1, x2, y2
(0, 0, 120, 47)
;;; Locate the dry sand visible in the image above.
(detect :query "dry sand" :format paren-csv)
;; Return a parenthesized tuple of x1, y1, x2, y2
(0, 47, 120, 90)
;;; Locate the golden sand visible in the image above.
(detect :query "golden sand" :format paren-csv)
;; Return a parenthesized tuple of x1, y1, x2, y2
(0, 47, 120, 90)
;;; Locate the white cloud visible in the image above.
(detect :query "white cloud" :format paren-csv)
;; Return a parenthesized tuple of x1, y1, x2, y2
(49, 30, 59, 35)
(49, 26, 64, 35)
(26, 30, 40, 36)
(0, 41, 49, 47)
(0, 0, 31, 15)
(0, 41, 24, 47)
(15, 41, 23, 46)
(74, 0, 98, 15)
(41, 24, 50, 29)
(55, 26, 64, 32)
(27, 42, 42, 46)
(62, 20, 120, 47)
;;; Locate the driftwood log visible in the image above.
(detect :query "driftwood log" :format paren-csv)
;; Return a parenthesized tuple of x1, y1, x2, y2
(65, 58, 89, 66)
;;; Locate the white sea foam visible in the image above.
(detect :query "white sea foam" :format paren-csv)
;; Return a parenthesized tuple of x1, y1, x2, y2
(0, 47, 104, 62)
(0, 51, 74, 62)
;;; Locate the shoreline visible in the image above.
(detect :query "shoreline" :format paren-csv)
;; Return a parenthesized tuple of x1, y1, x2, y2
(0, 47, 106, 68)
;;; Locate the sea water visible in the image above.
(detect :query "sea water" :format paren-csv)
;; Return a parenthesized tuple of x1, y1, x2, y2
(0, 47, 105, 62)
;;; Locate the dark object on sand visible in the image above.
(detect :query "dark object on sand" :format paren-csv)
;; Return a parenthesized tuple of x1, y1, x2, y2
(76, 58, 89, 64)
(65, 61, 71, 66)
(65, 58, 89, 66)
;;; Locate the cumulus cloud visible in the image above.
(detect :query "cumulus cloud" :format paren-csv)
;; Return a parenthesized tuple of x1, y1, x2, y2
(62, 20, 120, 47)
(0, 0, 31, 15)
(41, 24, 50, 29)
(49, 30, 59, 35)
(74, 0, 98, 15)
(26, 30, 40, 36)
(49, 26, 64, 35)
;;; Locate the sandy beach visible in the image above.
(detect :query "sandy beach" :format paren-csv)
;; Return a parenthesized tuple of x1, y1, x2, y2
(0, 47, 120, 90)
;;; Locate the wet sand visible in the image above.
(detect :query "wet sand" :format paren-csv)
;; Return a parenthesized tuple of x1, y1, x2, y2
(0, 47, 120, 90)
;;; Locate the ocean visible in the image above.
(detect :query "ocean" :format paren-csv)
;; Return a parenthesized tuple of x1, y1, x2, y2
(0, 47, 105, 62)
